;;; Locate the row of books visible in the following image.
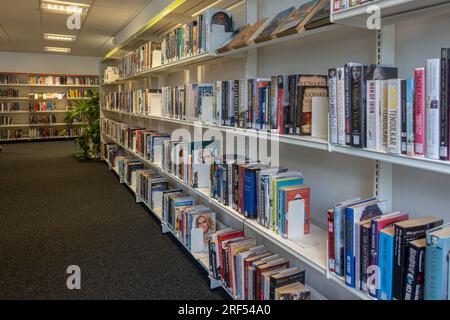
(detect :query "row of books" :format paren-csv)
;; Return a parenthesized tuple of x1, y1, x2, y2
(328, 48, 450, 161)
(27, 75, 98, 86)
(0, 74, 19, 84)
(209, 229, 309, 300)
(0, 129, 23, 140)
(118, 8, 234, 78)
(327, 197, 449, 300)
(28, 93, 66, 100)
(66, 89, 91, 99)
(29, 115, 57, 125)
(0, 116, 13, 125)
(101, 118, 312, 240)
(29, 101, 56, 112)
(332, 0, 375, 12)
(0, 102, 21, 112)
(104, 74, 328, 137)
(28, 127, 81, 139)
(102, 143, 311, 300)
(0, 88, 19, 98)
(101, 90, 162, 116)
(218, 0, 330, 53)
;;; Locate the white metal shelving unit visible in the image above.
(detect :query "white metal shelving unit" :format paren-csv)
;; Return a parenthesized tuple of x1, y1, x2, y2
(0, 72, 98, 143)
(99, 0, 450, 300)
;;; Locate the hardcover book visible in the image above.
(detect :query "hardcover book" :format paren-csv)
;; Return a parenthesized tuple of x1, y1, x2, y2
(269, 267, 305, 300)
(275, 0, 323, 37)
(424, 223, 450, 300)
(392, 216, 444, 300)
(253, 7, 295, 43)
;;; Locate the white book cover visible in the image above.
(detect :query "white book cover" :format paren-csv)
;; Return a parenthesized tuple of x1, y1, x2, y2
(215, 81, 222, 126)
(388, 79, 402, 154)
(426, 58, 441, 160)
(151, 50, 162, 68)
(366, 80, 382, 150)
(287, 198, 305, 239)
(328, 69, 338, 144)
(337, 68, 346, 145)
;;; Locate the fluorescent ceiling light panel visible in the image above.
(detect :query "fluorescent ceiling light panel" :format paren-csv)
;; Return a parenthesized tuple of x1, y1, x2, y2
(41, 0, 90, 14)
(43, 33, 76, 42)
(45, 46, 71, 53)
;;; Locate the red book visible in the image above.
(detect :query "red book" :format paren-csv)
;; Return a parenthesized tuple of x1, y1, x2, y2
(277, 76, 284, 134)
(217, 230, 245, 282)
(255, 259, 289, 300)
(327, 209, 336, 274)
(414, 68, 426, 156)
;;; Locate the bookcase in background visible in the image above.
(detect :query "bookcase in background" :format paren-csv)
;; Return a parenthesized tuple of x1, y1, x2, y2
(99, 0, 450, 300)
(0, 72, 99, 142)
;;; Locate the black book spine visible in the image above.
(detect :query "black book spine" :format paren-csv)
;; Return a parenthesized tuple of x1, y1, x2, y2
(404, 244, 420, 300)
(392, 226, 405, 300)
(413, 245, 425, 300)
(288, 75, 297, 135)
(233, 80, 239, 128)
(248, 79, 253, 129)
(344, 65, 353, 145)
(401, 80, 408, 155)
(283, 77, 290, 134)
(351, 66, 366, 148)
(269, 271, 305, 300)
(440, 48, 449, 160)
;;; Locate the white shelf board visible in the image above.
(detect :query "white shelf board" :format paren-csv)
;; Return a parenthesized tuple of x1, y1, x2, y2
(0, 83, 98, 88)
(331, 144, 450, 175)
(331, 0, 450, 28)
(101, 52, 225, 85)
(101, 109, 329, 151)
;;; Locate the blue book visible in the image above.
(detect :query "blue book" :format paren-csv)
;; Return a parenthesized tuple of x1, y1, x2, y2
(258, 86, 267, 130)
(425, 223, 450, 300)
(406, 79, 415, 155)
(244, 167, 258, 219)
(333, 198, 364, 277)
(379, 226, 395, 300)
(345, 199, 386, 287)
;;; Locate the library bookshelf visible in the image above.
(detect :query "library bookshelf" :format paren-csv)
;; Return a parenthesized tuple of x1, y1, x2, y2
(0, 72, 98, 142)
(99, 0, 450, 300)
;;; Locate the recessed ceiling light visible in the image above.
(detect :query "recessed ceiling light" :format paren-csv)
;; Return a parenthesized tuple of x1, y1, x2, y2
(41, 0, 89, 14)
(43, 33, 76, 42)
(45, 46, 71, 53)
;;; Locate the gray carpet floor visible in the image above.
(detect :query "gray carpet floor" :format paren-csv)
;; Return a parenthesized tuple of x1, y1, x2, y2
(0, 141, 228, 300)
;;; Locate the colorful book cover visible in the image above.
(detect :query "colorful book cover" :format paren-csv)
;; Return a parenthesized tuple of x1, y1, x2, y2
(279, 186, 306, 239)
(368, 212, 409, 297)
(424, 224, 450, 300)
(328, 209, 336, 273)
(379, 226, 395, 300)
(272, 175, 303, 235)
(345, 200, 387, 287)
(426, 59, 441, 160)
(404, 238, 426, 300)
(406, 79, 415, 156)
(414, 68, 426, 156)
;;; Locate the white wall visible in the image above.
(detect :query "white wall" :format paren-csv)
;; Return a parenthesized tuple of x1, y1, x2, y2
(0, 51, 100, 75)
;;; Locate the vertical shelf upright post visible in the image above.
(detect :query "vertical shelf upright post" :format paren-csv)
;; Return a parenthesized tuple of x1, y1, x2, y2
(375, 25, 396, 211)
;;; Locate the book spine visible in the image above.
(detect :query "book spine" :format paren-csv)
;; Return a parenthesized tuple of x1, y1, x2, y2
(378, 231, 394, 300)
(351, 66, 364, 148)
(426, 59, 441, 160)
(392, 226, 405, 300)
(361, 224, 371, 292)
(401, 80, 408, 155)
(424, 237, 446, 300)
(345, 208, 355, 287)
(337, 68, 346, 145)
(381, 80, 389, 151)
(334, 207, 345, 277)
(404, 244, 425, 300)
(406, 79, 415, 156)
(344, 65, 353, 145)
(329, 69, 338, 145)
(388, 79, 402, 154)
(414, 68, 426, 156)
(369, 220, 379, 297)
(328, 209, 336, 274)
(366, 80, 378, 150)
(440, 48, 450, 160)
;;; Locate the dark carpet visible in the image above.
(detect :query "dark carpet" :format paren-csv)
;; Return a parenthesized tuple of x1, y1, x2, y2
(0, 141, 228, 300)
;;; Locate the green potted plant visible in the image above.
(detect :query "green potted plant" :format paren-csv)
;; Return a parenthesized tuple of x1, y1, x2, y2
(64, 89, 100, 160)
